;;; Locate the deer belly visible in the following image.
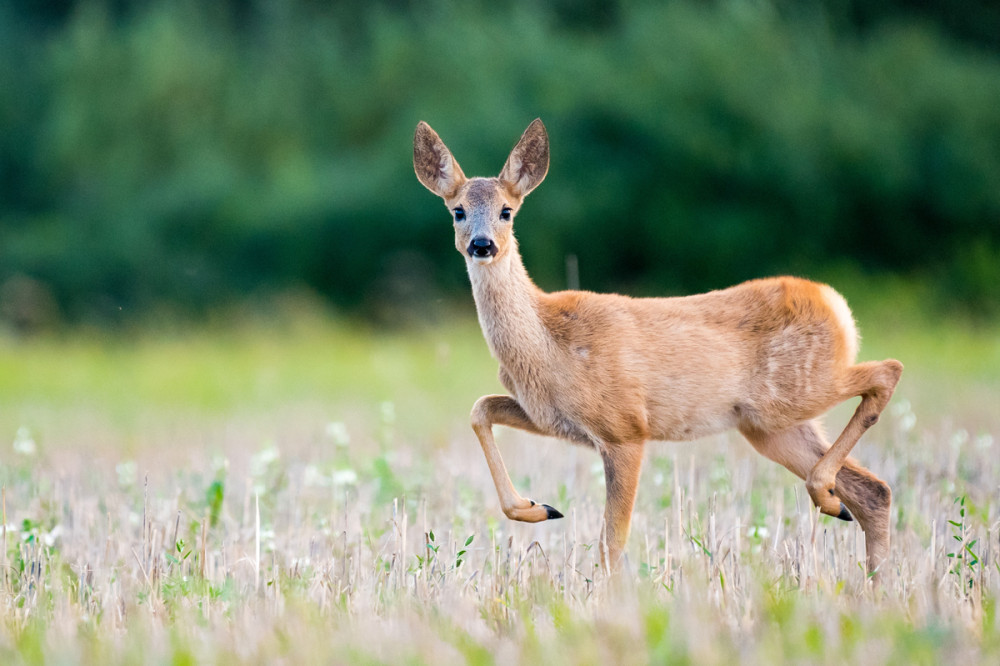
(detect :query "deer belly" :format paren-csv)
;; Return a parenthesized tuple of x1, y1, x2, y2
(518, 397, 599, 447)
(649, 402, 740, 442)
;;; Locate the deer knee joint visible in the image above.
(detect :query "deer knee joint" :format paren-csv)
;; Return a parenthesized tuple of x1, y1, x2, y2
(855, 479, 892, 520)
(883, 359, 904, 384)
(470, 397, 492, 429)
(873, 479, 891, 506)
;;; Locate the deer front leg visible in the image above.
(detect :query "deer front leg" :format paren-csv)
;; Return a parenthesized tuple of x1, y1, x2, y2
(599, 442, 645, 571)
(806, 360, 903, 518)
(470, 395, 563, 523)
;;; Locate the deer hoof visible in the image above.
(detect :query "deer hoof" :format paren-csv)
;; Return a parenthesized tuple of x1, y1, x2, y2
(543, 504, 564, 520)
(507, 500, 563, 522)
(806, 477, 844, 517)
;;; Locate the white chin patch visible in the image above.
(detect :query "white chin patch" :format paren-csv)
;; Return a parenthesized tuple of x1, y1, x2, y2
(470, 256, 494, 266)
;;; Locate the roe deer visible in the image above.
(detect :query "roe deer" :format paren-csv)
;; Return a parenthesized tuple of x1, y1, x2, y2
(413, 118, 902, 576)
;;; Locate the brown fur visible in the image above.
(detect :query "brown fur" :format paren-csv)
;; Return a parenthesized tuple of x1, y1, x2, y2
(414, 119, 903, 577)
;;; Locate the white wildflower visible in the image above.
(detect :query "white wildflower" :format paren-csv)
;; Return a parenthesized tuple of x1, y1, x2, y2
(13, 426, 36, 456)
(43, 524, 63, 547)
(332, 468, 358, 486)
(116, 461, 137, 487)
(303, 464, 330, 488)
(251, 445, 280, 477)
(325, 422, 350, 447)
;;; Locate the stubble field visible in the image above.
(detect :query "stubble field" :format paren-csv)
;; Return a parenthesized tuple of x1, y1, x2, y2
(1, 298, 998, 664)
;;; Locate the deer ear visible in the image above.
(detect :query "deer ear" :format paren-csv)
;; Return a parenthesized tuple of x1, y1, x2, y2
(414, 121, 466, 199)
(499, 118, 549, 199)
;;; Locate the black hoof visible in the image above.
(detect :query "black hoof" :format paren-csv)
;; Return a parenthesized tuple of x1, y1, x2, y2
(837, 503, 854, 522)
(543, 504, 564, 520)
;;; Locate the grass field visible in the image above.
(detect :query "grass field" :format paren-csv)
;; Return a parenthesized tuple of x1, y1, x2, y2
(1, 296, 999, 664)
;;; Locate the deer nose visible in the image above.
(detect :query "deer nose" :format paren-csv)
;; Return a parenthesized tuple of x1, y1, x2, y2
(468, 237, 498, 258)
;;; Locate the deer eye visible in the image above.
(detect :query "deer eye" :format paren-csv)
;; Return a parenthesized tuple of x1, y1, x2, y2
(500, 207, 512, 221)
(453, 207, 466, 222)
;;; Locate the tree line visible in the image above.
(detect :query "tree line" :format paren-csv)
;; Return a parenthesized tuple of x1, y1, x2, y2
(2, 0, 999, 327)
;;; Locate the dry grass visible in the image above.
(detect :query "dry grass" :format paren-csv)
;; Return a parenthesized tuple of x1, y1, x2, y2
(1, 312, 998, 664)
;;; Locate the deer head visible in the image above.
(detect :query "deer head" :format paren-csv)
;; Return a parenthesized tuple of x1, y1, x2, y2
(414, 119, 549, 265)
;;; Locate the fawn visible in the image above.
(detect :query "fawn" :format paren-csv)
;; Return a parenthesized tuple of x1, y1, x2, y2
(413, 118, 902, 575)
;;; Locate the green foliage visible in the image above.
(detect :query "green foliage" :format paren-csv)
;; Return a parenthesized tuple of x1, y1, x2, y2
(371, 454, 404, 505)
(456, 533, 474, 569)
(946, 495, 982, 591)
(205, 478, 224, 528)
(1, 0, 999, 325)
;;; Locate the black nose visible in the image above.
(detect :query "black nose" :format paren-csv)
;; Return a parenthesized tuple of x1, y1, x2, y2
(467, 237, 498, 258)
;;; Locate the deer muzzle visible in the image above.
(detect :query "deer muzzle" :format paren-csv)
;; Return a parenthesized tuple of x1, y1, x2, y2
(468, 237, 498, 259)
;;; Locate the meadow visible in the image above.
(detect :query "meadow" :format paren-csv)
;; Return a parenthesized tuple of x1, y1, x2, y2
(0, 294, 999, 664)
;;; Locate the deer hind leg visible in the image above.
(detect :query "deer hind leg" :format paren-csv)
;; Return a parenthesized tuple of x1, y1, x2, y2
(805, 359, 902, 523)
(599, 442, 645, 572)
(740, 420, 892, 574)
(470, 395, 563, 523)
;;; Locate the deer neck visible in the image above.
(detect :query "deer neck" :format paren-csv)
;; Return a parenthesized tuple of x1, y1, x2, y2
(467, 240, 551, 368)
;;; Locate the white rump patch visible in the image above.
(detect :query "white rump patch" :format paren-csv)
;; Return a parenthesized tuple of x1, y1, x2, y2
(821, 285, 858, 362)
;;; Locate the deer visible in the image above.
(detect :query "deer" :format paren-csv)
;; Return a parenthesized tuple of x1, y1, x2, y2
(413, 118, 903, 577)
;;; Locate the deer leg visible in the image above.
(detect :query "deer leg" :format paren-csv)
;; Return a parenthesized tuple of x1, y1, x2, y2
(470, 395, 563, 523)
(805, 360, 902, 521)
(599, 442, 645, 571)
(740, 419, 892, 575)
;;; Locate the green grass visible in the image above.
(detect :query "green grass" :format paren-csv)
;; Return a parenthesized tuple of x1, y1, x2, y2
(0, 299, 998, 664)
(0, 309, 501, 449)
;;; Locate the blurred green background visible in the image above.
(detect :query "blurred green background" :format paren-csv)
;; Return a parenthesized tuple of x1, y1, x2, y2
(2, 0, 999, 330)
